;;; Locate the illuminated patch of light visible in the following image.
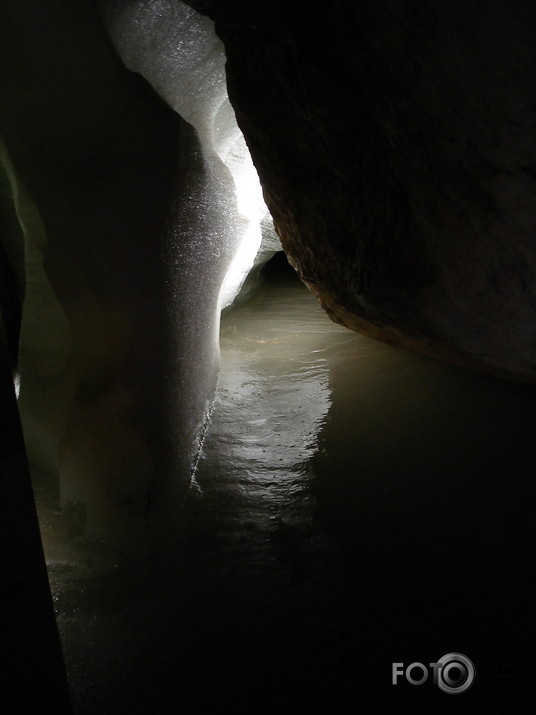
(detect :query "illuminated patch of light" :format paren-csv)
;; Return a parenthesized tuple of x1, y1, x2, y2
(217, 133, 268, 310)
(105, 0, 270, 311)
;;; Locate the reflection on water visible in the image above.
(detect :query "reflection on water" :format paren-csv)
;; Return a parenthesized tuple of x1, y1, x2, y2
(192, 271, 350, 574)
(36, 261, 536, 712)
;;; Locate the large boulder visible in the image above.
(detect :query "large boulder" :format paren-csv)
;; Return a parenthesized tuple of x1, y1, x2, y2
(191, 0, 536, 381)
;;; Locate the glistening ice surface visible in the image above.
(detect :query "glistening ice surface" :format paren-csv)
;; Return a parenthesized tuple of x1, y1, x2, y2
(37, 263, 536, 712)
(12, 1, 279, 545)
(104, 0, 278, 310)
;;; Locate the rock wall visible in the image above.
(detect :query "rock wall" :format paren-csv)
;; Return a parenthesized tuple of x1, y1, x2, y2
(0, 304, 71, 711)
(189, 0, 536, 381)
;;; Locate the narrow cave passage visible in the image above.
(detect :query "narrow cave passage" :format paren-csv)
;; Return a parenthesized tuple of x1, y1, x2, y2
(1, 0, 536, 711)
(36, 252, 536, 713)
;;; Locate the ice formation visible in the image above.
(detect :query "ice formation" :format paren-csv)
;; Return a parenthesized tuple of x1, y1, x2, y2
(2, 0, 280, 548)
(104, 0, 280, 310)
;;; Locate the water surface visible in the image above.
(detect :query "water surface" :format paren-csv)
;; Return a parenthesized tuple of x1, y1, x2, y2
(37, 262, 536, 712)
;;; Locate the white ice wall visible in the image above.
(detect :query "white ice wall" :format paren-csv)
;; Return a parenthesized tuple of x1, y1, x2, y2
(4, 0, 280, 551)
(104, 0, 274, 310)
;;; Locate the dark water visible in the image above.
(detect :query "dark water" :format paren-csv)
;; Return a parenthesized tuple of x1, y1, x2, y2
(37, 261, 536, 713)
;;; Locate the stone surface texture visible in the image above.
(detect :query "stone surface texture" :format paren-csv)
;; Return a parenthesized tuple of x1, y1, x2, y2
(188, 0, 536, 381)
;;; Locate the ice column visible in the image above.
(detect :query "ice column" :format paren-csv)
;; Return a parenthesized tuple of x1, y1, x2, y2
(2, 0, 281, 550)
(104, 0, 276, 309)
